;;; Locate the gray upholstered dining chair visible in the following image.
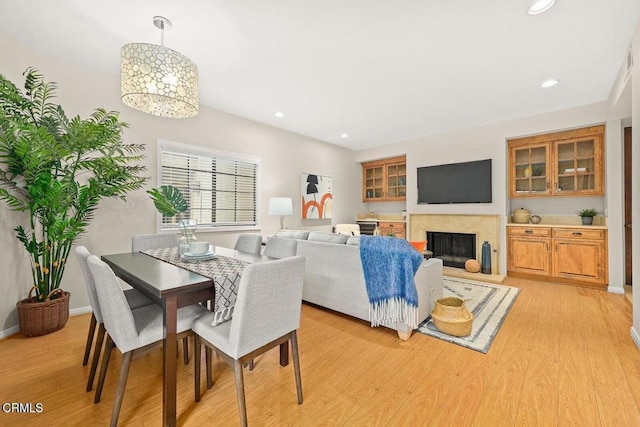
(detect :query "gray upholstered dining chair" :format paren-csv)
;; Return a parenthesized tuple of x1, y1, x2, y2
(131, 233, 192, 364)
(87, 255, 210, 427)
(131, 233, 178, 252)
(192, 256, 306, 427)
(262, 237, 298, 258)
(234, 234, 263, 255)
(76, 246, 152, 392)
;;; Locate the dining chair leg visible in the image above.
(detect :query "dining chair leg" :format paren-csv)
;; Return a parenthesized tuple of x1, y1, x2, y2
(232, 359, 248, 427)
(183, 336, 189, 365)
(95, 335, 115, 404)
(87, 323, 106, 391)
(110, 351, 133, 427)
(291, 331, 303, 404)
(194, 335, 201, 402)
(206, 347, 213, 389)
(83, 314, 97, 366)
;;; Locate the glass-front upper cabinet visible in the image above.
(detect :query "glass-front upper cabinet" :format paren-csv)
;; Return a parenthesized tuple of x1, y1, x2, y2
(386, 161, 406, 199)
(511, 143, 550, 195)
(508, 125, 604, 198)
(363, 164, 384, 200)
(555, 137, 598, 194)
(362, 156, 407, 202)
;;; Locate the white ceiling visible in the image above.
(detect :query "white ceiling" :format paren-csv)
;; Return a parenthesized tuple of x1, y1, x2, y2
(2, 1, 639, 150)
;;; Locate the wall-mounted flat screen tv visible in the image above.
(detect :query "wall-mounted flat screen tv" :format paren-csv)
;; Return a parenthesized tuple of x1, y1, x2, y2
(417, 159, 492, 204)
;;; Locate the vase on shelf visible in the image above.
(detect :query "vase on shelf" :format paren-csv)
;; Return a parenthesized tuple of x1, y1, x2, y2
(178, 219, 197, 256)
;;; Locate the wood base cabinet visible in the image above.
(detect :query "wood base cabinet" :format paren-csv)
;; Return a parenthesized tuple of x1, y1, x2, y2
(551, 228, 607, 285)
(507, 227, 551, 277)
(508, 226, 607, 289)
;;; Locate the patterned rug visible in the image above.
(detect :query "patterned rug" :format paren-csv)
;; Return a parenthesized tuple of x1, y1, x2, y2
(417, 276, 520, 353)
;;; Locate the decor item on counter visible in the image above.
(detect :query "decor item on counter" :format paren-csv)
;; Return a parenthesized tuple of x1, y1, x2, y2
(1, 69, 147, 336)
(530, 214, 542, 224)
(417, 277, 520, 353)
(512, 207, 531, 224)
(301, 173, 332, 219)
(576, 208, 599, 225)
(429, 291, 474, 337)
(481, 241, 492, 274)
(465, 259, 481, 273)
(367, 211, 377, 218)
(121, 16, 199, 118)
(268, 197, 293, 230)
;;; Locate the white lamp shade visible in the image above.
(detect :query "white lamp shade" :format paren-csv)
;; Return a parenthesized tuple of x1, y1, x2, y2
(268, 197, 293, 216)
(121, 43, 199, 118)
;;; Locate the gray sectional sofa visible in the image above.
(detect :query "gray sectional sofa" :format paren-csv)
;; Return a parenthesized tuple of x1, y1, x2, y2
(274, 230, 444, 340)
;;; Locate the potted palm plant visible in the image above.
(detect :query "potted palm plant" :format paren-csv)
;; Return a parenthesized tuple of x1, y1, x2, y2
(577, 208, 599, 225)
(0, 68, 147, 336)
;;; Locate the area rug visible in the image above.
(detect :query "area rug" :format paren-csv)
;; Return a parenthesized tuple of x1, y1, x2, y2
(417, 276, 520, 353)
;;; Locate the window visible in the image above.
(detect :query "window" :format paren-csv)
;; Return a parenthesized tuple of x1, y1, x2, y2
(158, 140, 260, 231)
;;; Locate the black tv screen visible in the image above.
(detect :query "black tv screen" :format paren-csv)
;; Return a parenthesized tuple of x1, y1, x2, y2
(417, 159, 492, 204)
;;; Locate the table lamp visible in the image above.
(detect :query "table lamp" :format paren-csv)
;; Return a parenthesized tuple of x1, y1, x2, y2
(268, 197, 293, 230)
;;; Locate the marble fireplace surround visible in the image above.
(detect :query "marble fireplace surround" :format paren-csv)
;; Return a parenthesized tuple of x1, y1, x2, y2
(409, 214, 501, 274)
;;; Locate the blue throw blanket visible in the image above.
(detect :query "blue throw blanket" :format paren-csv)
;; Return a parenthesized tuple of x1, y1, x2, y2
(359, 235, 423, 328)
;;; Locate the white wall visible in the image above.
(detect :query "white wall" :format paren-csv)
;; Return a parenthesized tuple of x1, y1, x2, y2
(630, 24, 640, 347)
(0, 33, 362, 335)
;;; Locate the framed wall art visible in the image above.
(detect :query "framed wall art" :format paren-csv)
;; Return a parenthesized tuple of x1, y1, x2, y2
(301, 173, 332, 219)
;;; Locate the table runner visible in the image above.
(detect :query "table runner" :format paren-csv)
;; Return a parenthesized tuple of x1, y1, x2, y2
(142, 247, 248, 312)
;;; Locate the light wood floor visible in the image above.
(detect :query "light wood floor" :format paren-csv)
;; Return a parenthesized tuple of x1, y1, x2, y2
(1, 277, 639, 426)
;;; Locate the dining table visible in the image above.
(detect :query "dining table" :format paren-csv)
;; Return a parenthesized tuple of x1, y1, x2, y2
(101, 245, 285, 427)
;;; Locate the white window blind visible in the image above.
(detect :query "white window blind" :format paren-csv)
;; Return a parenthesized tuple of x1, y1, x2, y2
(158, 141, 259, 230)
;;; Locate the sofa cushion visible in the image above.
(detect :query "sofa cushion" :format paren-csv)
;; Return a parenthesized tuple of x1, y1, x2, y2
(346, 236, 361, 246)
(275, 230, 310, 240)
(307, 231, 349, 244)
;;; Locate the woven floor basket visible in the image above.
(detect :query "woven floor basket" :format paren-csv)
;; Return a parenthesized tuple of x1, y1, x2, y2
(16, 289, 70, 337)
(431, 296, 474, 337)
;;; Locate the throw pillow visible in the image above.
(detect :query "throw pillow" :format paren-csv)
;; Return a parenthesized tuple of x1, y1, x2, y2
(346, 236, 361, 246)
(275, 230, 310, 240)
(307, 231, 349, 244)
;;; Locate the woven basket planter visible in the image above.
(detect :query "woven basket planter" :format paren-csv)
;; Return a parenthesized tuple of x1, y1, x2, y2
(16, 289, 70, 337)
(431, 296, 474, 337)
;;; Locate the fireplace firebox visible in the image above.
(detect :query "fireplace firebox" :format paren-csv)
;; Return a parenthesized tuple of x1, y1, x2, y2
(426, 231, 476, 268)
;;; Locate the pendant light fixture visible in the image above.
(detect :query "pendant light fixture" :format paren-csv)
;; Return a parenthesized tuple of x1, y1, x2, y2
(121, 16, 199, 118)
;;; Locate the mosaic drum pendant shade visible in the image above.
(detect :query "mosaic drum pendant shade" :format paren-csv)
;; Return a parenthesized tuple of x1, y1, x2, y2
(121, 43, 199, 118)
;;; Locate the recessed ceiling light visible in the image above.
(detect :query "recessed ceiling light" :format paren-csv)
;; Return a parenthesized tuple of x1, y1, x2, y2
(340, 133, 349, 138)
(528, 0, 555, 15)
(541, 79, 559, 88)
(274, 111, 285, 118)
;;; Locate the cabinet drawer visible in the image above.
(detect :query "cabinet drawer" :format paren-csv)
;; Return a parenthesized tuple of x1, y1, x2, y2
(378, 222, 405, 238)
(508, 227, 551, 237)
(553, 228, 604, 240)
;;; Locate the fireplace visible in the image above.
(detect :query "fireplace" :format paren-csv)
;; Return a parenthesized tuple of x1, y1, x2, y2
(426, 231, 476, 268)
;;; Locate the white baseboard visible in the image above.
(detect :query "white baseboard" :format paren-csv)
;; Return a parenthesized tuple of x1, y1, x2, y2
(0, 306, 92, 339)
(607, 285, 625, 294)
(0, 325, 20, 339)
(70, 306, 92, 316)
(632, 327, 640, 350)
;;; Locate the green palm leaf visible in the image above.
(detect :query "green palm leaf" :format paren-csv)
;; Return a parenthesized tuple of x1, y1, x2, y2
(147, 185, 188, 217)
